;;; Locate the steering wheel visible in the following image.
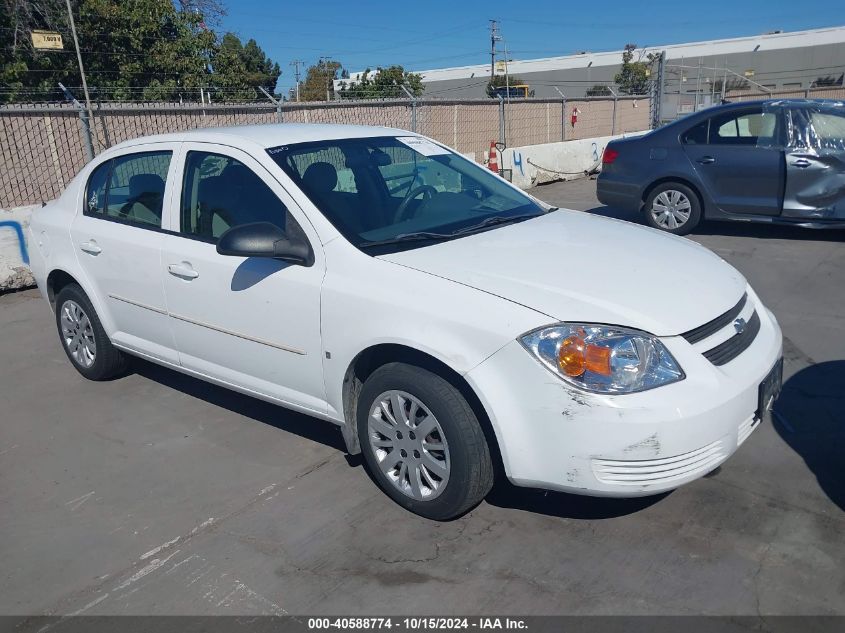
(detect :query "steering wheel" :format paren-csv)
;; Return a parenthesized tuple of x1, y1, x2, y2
(395, 185, 438, 222)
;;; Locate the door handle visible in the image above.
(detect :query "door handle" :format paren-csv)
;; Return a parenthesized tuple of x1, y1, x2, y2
(167, 263, 199, 280)
(79, 240, 102, 255)
(696, 156, 716, 164)
(792, 158, 811, 168)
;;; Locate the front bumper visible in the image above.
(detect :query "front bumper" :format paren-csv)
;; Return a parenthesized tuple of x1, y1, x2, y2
(465, 294, 783, 497)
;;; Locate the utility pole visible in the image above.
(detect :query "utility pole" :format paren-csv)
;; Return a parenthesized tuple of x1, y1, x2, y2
(290, 60, 304, 102)
(489, 20, 501, 78)
(65, 0, 94, 145)
(319, 56, 333, 101)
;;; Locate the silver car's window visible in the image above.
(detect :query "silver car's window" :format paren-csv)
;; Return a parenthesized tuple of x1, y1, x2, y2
(788, 106, 845, 152)
(709, 109, 778, 146)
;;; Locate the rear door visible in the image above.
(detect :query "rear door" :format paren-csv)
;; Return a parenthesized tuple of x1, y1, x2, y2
(70, 144, 180, 363)
(782, 105, 845, 220)
(683, 106, 784, 216)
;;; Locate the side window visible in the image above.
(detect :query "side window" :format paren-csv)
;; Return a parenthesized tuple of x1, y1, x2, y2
(681, 120, 709, 145)
(710, 110, 777, 145)
(85, 160, 111, 215)
(791, 108, 845, 151)
(181, 151, 301, 242)
(84, 151, 171, 228)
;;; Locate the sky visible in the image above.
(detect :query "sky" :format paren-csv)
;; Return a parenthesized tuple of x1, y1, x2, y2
(220, 0, 845, 95)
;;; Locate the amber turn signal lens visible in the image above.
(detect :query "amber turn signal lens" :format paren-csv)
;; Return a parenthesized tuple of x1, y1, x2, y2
(559, 337, 612, 377)
(585, 344, 612, 376)
(558, 336, 587, 376)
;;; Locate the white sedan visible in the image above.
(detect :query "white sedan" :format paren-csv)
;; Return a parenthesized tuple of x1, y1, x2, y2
(28, 124, 783, 520)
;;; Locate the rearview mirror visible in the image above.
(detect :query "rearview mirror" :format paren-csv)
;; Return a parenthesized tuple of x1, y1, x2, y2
(216, 222, 312, 266)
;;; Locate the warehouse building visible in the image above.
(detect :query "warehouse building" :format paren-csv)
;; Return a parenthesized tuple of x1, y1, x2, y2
(338, 25, 845, 100)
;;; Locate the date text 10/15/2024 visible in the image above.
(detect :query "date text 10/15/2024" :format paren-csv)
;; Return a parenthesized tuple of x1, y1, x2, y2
(307, 618, 528, 630)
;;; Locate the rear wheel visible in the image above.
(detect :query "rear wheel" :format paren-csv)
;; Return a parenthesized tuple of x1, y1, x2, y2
(644, 182, 701, 235)
(357, 363, 493, 520)
(55, 284, 127, 381)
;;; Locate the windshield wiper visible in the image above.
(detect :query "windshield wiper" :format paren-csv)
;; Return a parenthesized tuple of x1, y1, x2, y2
(449, 212, 541, 236)
(359, 231, 456, 249)
(359, 213, 541, 250)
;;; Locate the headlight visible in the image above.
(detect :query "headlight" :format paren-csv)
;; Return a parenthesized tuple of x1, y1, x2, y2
(519, 324, 684, 394)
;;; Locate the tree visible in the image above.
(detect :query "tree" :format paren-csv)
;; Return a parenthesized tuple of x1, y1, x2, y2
(297, 59, 342, 101)
(339, 65, 424, 100)
(211, 33, 280, 100)
(0, 0, 281, 103)
(614, 44, 657, 95)
(175, 0, 226, 28)
(485, 73, 526, 97)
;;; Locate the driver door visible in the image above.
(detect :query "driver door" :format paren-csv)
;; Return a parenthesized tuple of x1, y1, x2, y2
(683, 107, 785, 216)
(160, 143, 328, 415)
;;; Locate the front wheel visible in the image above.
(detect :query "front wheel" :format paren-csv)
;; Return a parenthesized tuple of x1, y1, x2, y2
(357, 363, 493, 520)
(644, 182, 702, 235)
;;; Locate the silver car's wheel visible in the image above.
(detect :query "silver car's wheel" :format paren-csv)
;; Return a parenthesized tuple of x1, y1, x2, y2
(651, 189, 691, 230)
(60, 299, 96, 368)
(368, 390, 451, 501)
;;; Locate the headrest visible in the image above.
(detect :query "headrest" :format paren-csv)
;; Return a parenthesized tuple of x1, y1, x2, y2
(302, 162, 338, 194)
(129, 173, 165, 198)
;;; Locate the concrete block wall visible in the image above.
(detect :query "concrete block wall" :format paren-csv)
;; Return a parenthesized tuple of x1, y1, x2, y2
(500, 131, 648, 189)
(0, 205, 35, 292)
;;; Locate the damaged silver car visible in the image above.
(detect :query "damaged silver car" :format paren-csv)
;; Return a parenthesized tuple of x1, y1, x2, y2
(597, 99, 845, 234)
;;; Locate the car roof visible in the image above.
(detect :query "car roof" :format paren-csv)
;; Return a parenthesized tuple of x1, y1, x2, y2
(712, 98, 844, 110)
(107, 123, 415, 153)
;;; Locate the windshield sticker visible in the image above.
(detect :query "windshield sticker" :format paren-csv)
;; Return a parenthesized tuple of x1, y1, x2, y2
(396, 136, 451, 156)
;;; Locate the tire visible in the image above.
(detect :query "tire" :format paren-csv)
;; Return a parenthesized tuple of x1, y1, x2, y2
(643, 182, 702, 235)
(357, 362, 494, 520)
(55, 283, 127, 381)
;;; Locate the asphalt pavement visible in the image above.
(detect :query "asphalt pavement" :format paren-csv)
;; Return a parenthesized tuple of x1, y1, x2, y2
(1, 178, 843, 618)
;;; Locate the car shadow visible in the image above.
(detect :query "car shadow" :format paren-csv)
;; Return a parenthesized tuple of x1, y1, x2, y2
(485, 478, 669, 520)
(128, 357, 669, 520)
(128, 356, 348, 453)
(582, 203, 845, 242)
(772, 360, 845, 512)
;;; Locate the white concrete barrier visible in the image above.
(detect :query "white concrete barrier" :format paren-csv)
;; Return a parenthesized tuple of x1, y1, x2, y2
(0, 205, 36, 292)
(499, 131, 648, 190)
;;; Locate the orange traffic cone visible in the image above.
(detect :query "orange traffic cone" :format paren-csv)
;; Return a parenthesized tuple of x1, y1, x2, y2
(488, 140, 499, 173)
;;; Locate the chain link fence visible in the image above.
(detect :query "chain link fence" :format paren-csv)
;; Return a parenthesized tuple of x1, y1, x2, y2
(1, 94, 651, 209)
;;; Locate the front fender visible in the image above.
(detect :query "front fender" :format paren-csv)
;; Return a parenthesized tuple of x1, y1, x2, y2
(320, 241, 547, 425)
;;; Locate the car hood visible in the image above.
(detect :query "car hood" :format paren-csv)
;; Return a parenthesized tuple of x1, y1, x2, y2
(379, 210, 746, 336)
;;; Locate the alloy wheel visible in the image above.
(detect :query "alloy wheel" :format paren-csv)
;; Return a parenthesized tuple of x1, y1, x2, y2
(368, 390, 451, 501)
(60, 300, 97, 368)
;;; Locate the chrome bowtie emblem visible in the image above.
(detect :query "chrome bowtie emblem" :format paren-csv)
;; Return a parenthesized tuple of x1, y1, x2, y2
(733, 317, 747, 334)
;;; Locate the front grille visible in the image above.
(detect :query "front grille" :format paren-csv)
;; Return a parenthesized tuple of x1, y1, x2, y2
(682, 293, 747, 344)
(702, 310, 761, 366)
(592, 440, 726, 486)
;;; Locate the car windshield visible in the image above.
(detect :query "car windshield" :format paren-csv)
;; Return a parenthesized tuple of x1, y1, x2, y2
(268, 136, 546, 252)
